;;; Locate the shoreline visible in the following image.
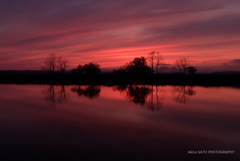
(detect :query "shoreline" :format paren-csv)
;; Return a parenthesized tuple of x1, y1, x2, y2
(0, 72, 240, 87)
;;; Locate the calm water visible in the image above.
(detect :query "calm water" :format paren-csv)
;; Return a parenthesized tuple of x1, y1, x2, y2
(0, 85, 240, 160)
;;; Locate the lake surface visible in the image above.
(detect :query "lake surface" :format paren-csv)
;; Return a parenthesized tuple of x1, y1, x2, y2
(0, 85, 240, 160)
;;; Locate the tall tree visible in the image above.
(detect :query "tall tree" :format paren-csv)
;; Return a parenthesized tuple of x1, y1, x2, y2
(41, 53, 57, 72)
(147, 51, 164, 74)
(57, 56, 70, 74)
(147, 51, 155, 74)
(155, 52, 163, 74)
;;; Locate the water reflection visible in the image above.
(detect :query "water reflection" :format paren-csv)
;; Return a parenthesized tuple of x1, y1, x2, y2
(147, 85, 165, 111)
(41, 85, 69, 107)
(126, 85, 152, 105)
(1, 85, 240, 160)
(41, 85, 197, 109)
(71, 85, 101, 99)
(112, 85, 128, 93)
(172, 86, 196, 104)
(113, 85, 165, 111)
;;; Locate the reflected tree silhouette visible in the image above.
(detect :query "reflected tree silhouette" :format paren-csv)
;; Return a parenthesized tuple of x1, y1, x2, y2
(113, 85, 165, 111)
(58, 85, 68, 104)
(42, 85, 56, 107)
(112, 85, 128, 93)
(147, 85, 154, 110)
(172, 86, 196, 104)
(126, 85, 152, 105)
(71, 85, 101, 99)
(41, 85, 69, 107)
(71, 86, 84, 96)
(147, 85, 165, 111)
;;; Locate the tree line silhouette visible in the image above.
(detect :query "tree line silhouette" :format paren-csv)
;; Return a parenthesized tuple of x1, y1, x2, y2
(42, 51, 197, 75)
(113, 51, 197, 75)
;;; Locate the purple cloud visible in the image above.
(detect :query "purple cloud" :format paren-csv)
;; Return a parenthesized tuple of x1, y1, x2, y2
(230, 59, 240, 64)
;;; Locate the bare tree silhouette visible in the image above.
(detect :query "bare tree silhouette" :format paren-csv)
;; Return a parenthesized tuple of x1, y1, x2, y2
(41, 54, 70, 74)
(147, 51, 164, 74)
(172, 58, 197, 75)
(147, 51, 155, 74)
(57, 56, 70, 74)
(41, 53, 57, 73)
(155, 53, 164, 74)
(172, 58, 190, 74)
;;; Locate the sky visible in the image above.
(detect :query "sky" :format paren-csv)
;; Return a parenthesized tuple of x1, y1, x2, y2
(0, 0, 240, 72)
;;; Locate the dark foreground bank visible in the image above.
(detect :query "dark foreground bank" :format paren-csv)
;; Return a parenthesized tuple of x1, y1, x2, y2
(0, 71, 240, 87)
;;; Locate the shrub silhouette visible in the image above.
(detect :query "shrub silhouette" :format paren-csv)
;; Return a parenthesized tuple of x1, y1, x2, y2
(71, 63, 101, 74)
(82, 63, 101, 74)
(113, 67, 127, 75)
(71, 65, 83, 74)
(124, 57, 152, 74)
(186, 66, 197, 74)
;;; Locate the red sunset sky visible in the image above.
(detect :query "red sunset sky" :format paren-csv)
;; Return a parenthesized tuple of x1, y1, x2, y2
(0, 0, 240, 72)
